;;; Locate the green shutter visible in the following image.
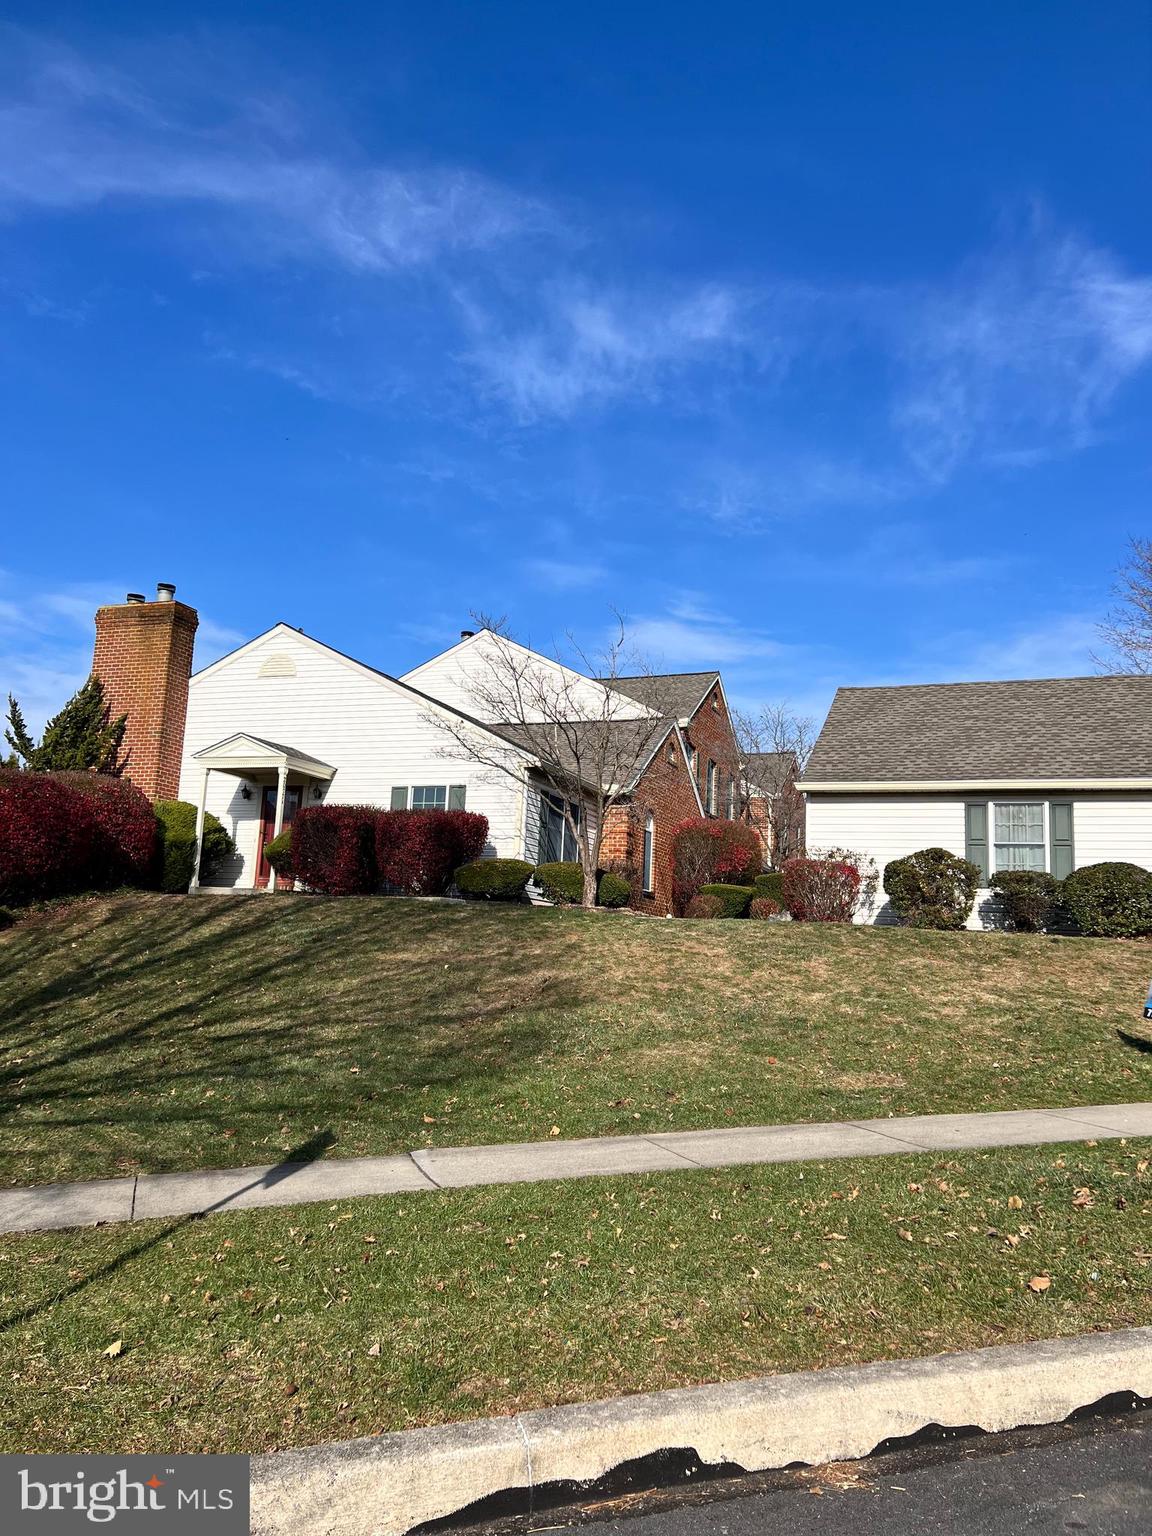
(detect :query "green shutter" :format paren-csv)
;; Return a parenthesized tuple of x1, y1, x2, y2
(965, 802, 989, 883)
(390, 786, 408, 810)
(1049, 801, 1074, 880)
(448, 784, 467, 810)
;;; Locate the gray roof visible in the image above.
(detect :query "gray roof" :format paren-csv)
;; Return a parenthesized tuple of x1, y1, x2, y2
(491, 717, 675, 790)
(744, 751, 796, 793)
(610, 672, 720, 719)
(804, 675, 1152, 784)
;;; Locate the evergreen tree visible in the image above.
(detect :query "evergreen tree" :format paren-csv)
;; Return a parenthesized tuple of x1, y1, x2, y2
(4, 677, 127, 773)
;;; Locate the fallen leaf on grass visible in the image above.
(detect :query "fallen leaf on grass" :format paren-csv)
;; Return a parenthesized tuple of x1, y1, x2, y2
(1072, 1188, 1094, 1209)
(102, 1340, 123, 1358)
(422, 1114, 436, 1124)
(366, 1343, 381, 1357)
(1028, 1276, 1052, 1293)
(1007, 1195, 1024, 1210)
(549, 1125, 561, 1137)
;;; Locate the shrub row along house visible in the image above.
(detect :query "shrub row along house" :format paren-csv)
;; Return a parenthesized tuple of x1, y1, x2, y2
(87, 586, 763, 913)
(799, 676, 1152, 926)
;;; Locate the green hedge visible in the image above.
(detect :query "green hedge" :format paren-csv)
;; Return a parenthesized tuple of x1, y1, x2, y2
(754, 872, 785, 905)
(1061, 862, 1152, 938)
(699, 883, 755, 918)
(597, 870, 631, 908)
(989, 869, 1060, 932)
(153, 800, 236, 893)
(883, 847, 979, 930)
(264, 827, 293, 876)
(534, 861, 632, 908)
(454, 858, 534, 901)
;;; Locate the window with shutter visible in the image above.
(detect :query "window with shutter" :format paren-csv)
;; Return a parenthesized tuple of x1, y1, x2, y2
(390, 787, 408, 810)
(1049, 801, 1075, 879)
(964, 802, 989, 883)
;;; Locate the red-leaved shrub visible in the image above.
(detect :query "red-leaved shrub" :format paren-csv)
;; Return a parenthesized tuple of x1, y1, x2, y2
(0, 769, 160, 905)
(686, 892, 724, 919)
(290, 804, 379, 895)
(782, 856, 861, 922)
(56, 771, 158, 888)
(672, 817, 762, 913)
(748, 896, 781, 919)
(375, 810, 488, 894)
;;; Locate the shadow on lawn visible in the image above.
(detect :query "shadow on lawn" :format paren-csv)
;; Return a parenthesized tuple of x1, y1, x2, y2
(0, 895, 585, 1180)
(0, 1130, 337, 1333)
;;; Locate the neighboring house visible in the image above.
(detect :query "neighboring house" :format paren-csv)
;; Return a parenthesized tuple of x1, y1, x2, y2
(799, 676, 1152, 926)
(743, 750, 803, 865)
(89, 588, 748, 913)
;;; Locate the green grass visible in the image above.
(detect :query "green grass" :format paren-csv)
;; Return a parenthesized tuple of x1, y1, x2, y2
(1, 1141, 1149, 1454)
(1, 893, 1150, 1187)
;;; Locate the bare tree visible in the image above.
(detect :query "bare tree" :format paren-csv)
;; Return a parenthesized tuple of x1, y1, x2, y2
(1096, 537, 1152, 674)
(733, 703, 813, 868)
(424, 621, 679, 908)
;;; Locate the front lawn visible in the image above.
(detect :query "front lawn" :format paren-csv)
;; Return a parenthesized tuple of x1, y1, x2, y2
(1, 893, 1149, 1187)
(1, 1142, 1149, 1453)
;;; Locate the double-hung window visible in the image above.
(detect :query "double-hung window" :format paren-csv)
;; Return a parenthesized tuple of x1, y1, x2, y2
(993, 802, 1045, 872)
(706, 760, 717, 815)
(538, 792, 581, 864)
(642, 812, 655, 894)
(411, 785, 448, 812)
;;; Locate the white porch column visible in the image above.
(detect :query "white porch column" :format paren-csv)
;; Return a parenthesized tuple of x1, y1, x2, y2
(189, 768, 209, 893)
(268, 763, 288, 891)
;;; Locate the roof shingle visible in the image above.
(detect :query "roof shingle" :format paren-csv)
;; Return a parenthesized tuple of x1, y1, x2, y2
(803, 676, 1152, 784)
(610, 672, 720, 719)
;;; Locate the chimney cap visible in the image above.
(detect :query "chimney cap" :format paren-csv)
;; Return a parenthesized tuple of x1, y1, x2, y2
(459, 629, 475, 639)
(156, 582, 176, 602)
(126, 592, 146, 604)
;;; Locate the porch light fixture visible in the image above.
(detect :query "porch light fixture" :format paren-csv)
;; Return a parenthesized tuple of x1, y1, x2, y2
(240, 782, 252, 800)
(311, 785, 323, 800)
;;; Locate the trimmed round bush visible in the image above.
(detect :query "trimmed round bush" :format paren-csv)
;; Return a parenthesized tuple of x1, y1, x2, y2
(454, 858, 534, 900)
(883, 847, 979, 931)
(597, 870, 631, 908)
(56, 772, 158, 889)
(686, 892, 724, 919)
(699, 882, 755, 918)
(754, 872, 785, 906)
(749, 896, 781, 919)
(154, 799, 236, 893)
(1061, 862, 1152, 938)
(290, 804, 378, 895)
(672, 817, 762, 912)
(263, 827, 293, 876)
(989, 869, 1060, 932)
(534, 861, 584, 904)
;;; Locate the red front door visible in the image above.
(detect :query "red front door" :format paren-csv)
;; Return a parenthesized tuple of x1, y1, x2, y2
(256, 785, 302, 888)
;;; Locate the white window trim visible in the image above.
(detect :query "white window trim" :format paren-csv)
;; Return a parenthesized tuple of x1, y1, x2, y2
(410, 785, 449, 811)
(988, 797, 1049, 878)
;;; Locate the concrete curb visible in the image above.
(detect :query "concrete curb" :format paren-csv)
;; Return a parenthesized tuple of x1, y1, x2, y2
(249, 1327, 1152, 1536)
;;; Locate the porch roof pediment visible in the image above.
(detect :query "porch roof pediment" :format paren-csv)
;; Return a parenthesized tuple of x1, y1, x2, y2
(191, 732, 337, 779)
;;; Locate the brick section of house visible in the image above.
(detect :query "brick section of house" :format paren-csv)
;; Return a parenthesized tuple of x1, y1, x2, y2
(681, 679, 744, 820)
(606, 679, 749, 914)
(92, 594, 198, 800)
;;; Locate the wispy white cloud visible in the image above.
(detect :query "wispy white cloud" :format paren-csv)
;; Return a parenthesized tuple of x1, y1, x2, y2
(625, 596, 794, 668)
(523, 557, 608, 590)
(891, 222, 1152, 480)
(0, 31, 549, 273)
(459, 279, 772, 421)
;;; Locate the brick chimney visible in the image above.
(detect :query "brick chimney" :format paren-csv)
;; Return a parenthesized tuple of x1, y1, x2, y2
(92, 583, 198, 801)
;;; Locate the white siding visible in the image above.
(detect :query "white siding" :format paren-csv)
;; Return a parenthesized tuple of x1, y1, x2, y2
(807, 790, 1152, 927)
(402, 632, 651, 724)
(1074, 796, 1152, 868)
(806, 795, 967, 924)
(178, 629, 529, 889)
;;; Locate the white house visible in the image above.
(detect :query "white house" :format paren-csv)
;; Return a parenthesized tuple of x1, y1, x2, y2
(798, 675, 1152, 926)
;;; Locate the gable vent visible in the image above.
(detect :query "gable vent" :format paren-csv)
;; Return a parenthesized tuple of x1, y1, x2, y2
(258, 653, 297, 678)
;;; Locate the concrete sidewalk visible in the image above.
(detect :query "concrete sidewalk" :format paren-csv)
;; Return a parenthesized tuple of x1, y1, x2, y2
(3, 1100, 1151, 1235)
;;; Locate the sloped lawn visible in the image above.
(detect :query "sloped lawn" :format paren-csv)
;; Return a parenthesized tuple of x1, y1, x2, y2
(1, 893, 1149, 1187)
(1, 1142, 1149, 1453)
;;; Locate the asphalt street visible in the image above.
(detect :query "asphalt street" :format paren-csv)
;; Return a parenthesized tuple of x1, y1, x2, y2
(442, 1406, 1152, 1536)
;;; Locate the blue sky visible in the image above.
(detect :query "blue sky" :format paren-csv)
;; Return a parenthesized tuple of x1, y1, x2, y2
(2, 1, 1150, 732)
